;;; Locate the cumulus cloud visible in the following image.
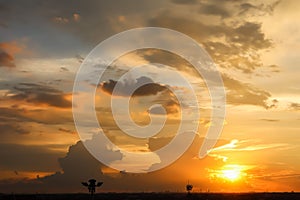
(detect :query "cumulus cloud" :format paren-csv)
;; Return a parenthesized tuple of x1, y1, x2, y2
(0, 134, 123, 193)
(0, 135, 225, 193)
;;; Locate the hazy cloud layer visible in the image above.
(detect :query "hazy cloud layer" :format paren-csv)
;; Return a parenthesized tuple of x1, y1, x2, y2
(12, 83, 72, 108)
(289, 102, 300, 111)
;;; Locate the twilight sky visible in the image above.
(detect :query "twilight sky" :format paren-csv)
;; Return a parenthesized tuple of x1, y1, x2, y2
(0, 0, 300, 193)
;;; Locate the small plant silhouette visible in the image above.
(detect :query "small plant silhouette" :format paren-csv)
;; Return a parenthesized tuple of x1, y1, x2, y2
(82, 179, 103, 195)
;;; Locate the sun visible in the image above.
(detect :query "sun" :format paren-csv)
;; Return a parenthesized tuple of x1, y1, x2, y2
(222, 169, 241, 181)
(219, 164, 246, 182)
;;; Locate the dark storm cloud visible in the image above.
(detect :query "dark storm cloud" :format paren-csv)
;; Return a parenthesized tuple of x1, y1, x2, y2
(0, 135, 122, 193)
(101, 76, 167, 97)
(0, 144, 63, 172)
(223, 74, 277, 109)
(12, 83, 71, 108)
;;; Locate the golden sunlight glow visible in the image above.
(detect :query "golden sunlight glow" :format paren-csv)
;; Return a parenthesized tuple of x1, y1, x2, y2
(220, 165, 246, 182)
(209, 164, 250, 183)
(222, 169, 241, 181)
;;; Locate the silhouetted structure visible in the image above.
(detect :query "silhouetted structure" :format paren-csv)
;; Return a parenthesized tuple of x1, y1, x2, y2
(186, 181, 193, 194)
(81, 179, 103, 195)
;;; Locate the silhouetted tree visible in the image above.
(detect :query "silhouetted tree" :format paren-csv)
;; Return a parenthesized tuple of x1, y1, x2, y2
(82, 179, 103, 195)
(186, 181, 193, 194)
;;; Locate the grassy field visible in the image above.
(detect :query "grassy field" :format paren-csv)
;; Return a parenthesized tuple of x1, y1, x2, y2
(0, 192, 299, 200)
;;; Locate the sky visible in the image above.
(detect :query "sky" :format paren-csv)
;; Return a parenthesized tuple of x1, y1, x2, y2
(0, 0, 300, 193)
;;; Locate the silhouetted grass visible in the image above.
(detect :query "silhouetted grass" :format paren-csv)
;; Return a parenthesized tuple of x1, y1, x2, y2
(0, 192, 299, 200)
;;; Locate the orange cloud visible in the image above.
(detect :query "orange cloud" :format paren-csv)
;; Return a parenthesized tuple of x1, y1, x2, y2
(0, 41, 24, 55)
(73, 13, 81, 22)
(0, 41, 25, 68)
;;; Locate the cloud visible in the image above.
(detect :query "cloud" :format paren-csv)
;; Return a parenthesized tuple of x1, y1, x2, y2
(72, 13, 80, 22)
(0, 123, 29, 135)
(239, 0, 281, 16)
(0, 51, 15, 67)
(0, 134, 123, 193)
(12, 83, 72, 108)
(0, 143, 63, 172)
(0, 134, 226, 193)
(223, 74, 277, 109)
(52, 16, 69, 24)
(137, 49, 198, 76)
(172, 0, 197, 4)
(148, 4, 276, 74)
(0, 106, 73, 125)
(101, 76, 167, 97)
(260, 119, 280, 122)
(148, 99, 180, 116)
(202, 22, 273, 73)
(0, 41, 26, 67)
(198, 3, 230, 18)
(58, 128, 75, 134)
(209, 139, 289, 153)
(289, 102, 300, 111)
(52, 13, 81, 24)
(1, 0, 163, 45)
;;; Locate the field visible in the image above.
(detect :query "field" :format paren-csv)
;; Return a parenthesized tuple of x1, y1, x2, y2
(0, 192, 299, 200)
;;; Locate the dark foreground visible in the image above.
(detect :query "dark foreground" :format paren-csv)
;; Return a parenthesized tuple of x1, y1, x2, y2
(0, 192, 299, 200)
